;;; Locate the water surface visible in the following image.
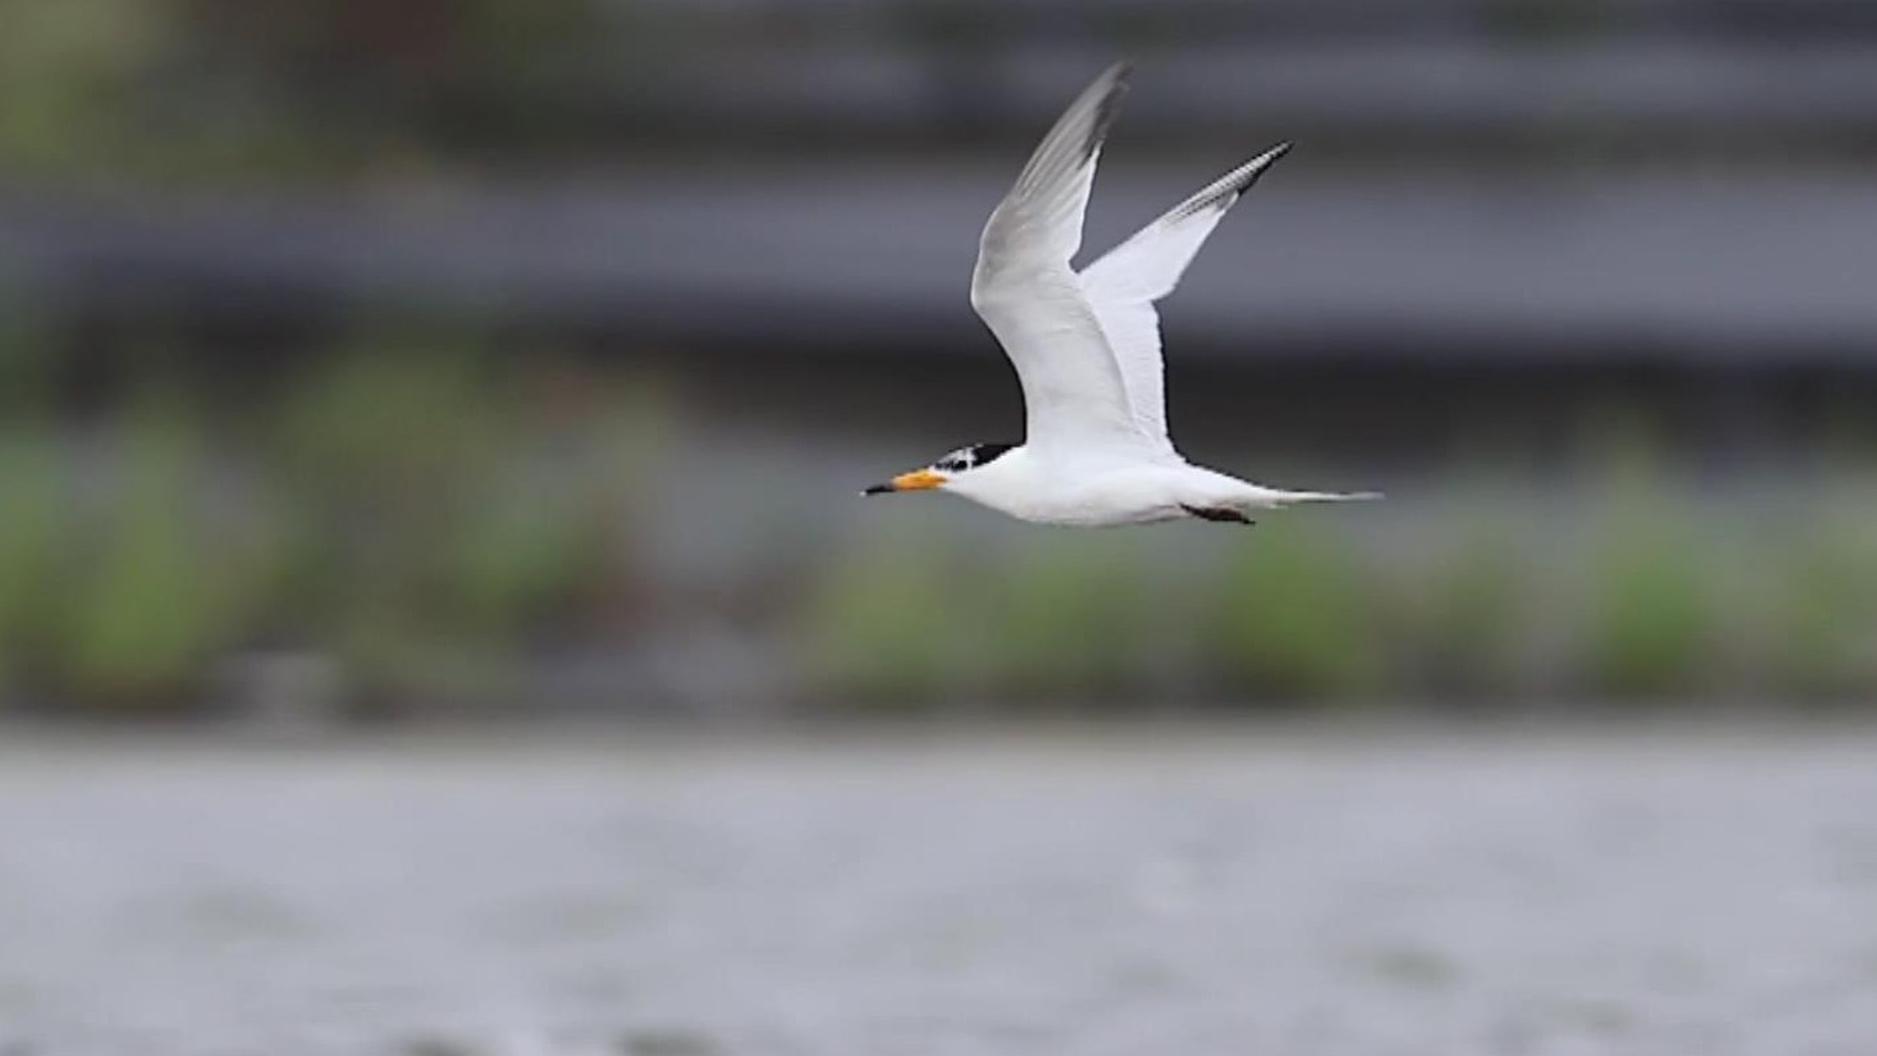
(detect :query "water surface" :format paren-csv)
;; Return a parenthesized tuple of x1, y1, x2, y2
(1, 726, 1872, 1055)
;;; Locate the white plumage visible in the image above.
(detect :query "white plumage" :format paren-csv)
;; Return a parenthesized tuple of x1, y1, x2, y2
(865, 62, 1380, 526)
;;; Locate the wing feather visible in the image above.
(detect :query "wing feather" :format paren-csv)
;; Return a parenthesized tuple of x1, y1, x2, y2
(1079, 143, 1292, 447)
(969, 62, 1153, 457)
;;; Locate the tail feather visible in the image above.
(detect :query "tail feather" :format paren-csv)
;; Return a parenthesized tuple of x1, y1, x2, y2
(1268, 489, 1385, 506)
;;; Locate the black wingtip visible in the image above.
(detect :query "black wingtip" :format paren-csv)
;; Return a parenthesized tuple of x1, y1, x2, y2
(1176, 140, 1295, 218)
(1235, 141, 1294, 189)
(1083, 61, 1135, 161)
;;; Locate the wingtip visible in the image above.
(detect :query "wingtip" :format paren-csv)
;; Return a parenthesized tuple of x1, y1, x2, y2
(1171, 140, 1295, 219)
(1082, 62, 1134, 161)
(1247, 141, 1294, 176)
(1230, 140, 1294, 193)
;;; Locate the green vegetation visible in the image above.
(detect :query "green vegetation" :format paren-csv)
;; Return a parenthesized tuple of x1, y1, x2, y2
(982, 534, 1163, 700)
(0, 333, 1870, 715)
(1393, 519, 1532, 701)
(1766, 501, 1877, 701)
(802, 473, 1877, 711)
(62, 396, 231, 707)
(1210, 521, 1379, 701)
(0, 432, 65, 695)
(0, 330, 659, 715)
(1580, 502, 1716, 698)
(1570, 418, 1725, 699)
(803, 528, 972, 707)
(0, 0, 623, 184)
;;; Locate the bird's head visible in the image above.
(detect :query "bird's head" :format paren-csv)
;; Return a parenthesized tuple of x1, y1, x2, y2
(863, 442, 1017, 496)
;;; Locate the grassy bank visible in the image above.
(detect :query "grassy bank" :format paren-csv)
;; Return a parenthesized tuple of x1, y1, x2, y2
(0, 331, 1873, 716)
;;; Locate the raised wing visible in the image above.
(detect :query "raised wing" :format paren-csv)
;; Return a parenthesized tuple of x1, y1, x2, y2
(969, 62, 1154, 457)
(1079, 143, 1292, 447)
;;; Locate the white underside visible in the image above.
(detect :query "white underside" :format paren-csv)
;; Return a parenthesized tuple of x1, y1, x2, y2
(941, 446, 1376, 527)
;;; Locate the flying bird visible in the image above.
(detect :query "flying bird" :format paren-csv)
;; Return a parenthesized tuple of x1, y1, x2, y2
(864, 63, 1379, 526)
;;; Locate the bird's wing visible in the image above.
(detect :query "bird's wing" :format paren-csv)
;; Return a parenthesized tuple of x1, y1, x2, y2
(1079, 143, 1292, 446)
(969, 62, 1156, 458)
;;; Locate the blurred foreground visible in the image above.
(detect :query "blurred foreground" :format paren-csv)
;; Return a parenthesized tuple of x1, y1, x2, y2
(3, 724, 1874, 1055)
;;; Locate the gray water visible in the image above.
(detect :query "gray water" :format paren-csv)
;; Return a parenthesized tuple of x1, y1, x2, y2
(2, 726, 1874, 1056)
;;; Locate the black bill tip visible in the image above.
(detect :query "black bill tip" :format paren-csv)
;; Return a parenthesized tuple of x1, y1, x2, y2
(862, 483, 894, 496)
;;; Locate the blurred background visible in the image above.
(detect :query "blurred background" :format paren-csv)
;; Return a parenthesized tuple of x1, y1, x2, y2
(4, 2, 1877, 1054)
(3, 0, 1877, 718)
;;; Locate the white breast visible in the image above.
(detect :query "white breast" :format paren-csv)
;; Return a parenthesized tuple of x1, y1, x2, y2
(945, 447, 1206, 526)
